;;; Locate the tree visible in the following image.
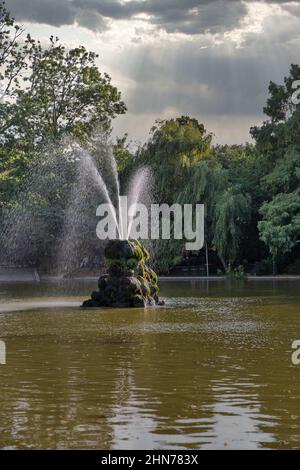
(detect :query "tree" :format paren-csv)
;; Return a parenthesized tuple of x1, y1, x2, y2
(0, 19, 126, 210)
(258, 145, 300, 271)
(252, 65, 300, 271)
(258, 192, 300, 269)
(263, 145, 300, 195)
(0, 1, 24, 100)
(250, 64, 300, 162)
(0, 2, 127, 269)
(263, 64, 300, 123)
(0, 3, 35, 205)
(179, 158, 253, 270)
(212, 187, 251, 270)
(132, 117, 213, 272)
(136, 119, 256, 272)
(0, 2, 36, 139)
(114, 134, 134, 176)
(137, 116, 212, 203)
(3, 36, 126, 147)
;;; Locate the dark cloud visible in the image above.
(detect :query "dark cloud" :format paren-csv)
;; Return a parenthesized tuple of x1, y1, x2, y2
(110, 26, 298, 143)
(7, 0, 299, 34)
(142, 0, 248, 35)
(7, 0, 77, 27)
(6, 0, 298, 118)
(6, 0, 244, 34)
(72, 0, 248, 34)
(6, 0, 109, 30)
(6, 0, 300, 144)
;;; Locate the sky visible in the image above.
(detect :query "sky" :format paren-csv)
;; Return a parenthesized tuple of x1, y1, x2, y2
(5, 0, 300, 145)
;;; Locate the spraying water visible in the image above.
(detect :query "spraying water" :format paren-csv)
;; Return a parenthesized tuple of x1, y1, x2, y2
(127, 167, 152, 239)
(0, 130, 152, 274)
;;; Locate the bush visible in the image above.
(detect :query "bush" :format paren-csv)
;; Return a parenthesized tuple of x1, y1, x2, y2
(286, 259, 300, 274)
(251, 258, 273, 275)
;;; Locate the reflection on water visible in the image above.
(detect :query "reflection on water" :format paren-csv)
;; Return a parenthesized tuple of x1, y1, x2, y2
(0, 280, 300, 449)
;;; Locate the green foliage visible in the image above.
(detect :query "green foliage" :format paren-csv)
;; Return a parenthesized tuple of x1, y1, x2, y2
(0, 145, 33, 204)
(150, 238, 184, 274)
(0, 5, 126, 208)
(251, 64, 300, 162)
(258, 191, 300, 259)
(263, 146, 300, 194)
(251, 258, 274, 276)
(225, 264, 246, 280)
(212, 187, 251, 268)
(113, 134, 134, 174)
(264, 64, 300, 123)
(252, 66, 300, 266)
(85, 240, 162, 307)
(0, 3, 126, 268)
(3, 36, 126, 147)
(132, 116, 258, 272)
(137, 116, 212, 203)
(146, 116, 212, 165)
(0, 1, 26, 100)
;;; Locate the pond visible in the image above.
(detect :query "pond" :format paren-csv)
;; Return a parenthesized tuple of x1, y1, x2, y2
(0, 280, 300, 449)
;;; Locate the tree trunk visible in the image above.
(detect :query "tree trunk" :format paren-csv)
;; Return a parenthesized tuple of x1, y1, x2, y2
(218, 253, 227, 273)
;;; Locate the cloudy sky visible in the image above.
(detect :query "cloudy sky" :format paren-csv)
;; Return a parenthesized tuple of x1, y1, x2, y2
(6, 0, 300, 144)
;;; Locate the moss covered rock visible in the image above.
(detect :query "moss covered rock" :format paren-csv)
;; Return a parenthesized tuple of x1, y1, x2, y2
(82, 239, 164, 309)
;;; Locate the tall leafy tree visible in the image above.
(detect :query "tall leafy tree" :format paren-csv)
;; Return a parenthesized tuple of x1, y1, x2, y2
(250, 64, 300, 162)
(254, 66, 300, 270)
(258, 192, 300, 264)
(0, 1, 23, 100)
(3, 36, 126, 147)
(0, 10, 126, 206)
(0, 2, 35, 137)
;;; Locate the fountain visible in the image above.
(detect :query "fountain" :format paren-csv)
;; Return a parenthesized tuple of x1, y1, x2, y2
(0, 127, 163, 307)
(82, 239, 164, 308)
(78, 131, 164, 308)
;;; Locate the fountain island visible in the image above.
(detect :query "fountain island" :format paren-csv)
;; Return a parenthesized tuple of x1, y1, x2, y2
(82, 239, 164, 308)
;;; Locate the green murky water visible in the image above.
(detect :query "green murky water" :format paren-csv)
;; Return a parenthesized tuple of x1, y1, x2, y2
(0, 280, 300, 449)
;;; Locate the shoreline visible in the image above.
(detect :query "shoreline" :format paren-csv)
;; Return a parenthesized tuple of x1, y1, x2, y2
(1, 274, 300, 283)
(159, 275, 300, 281)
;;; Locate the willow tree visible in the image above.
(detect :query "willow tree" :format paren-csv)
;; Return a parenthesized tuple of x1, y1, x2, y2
(212, 187, 251, 271)
(136, 116, 213, 203)
(133, 117, 213, 272)
(178, 162, 252, 271)
(136, 117, 256, 273)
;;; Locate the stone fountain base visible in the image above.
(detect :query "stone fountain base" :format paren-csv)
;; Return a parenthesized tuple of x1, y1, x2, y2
(82, 240, 164, 308)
